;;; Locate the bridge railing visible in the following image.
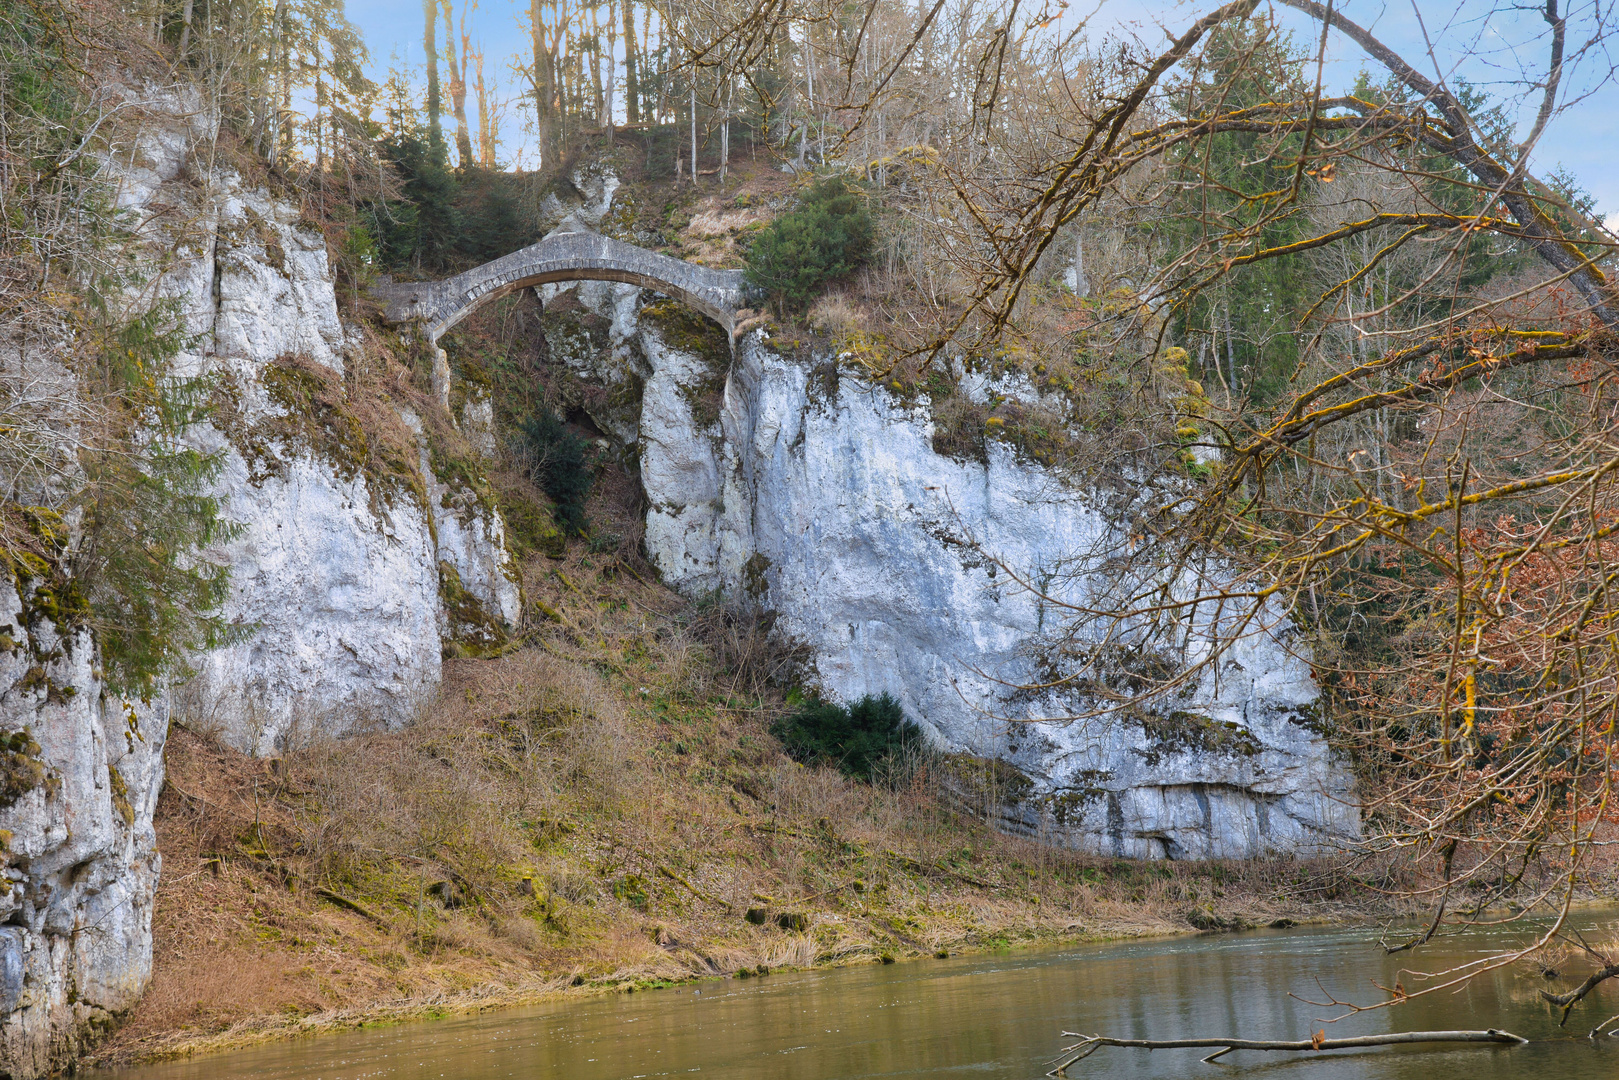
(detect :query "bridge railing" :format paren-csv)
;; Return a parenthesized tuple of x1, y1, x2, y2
(371, 225, 761, 343)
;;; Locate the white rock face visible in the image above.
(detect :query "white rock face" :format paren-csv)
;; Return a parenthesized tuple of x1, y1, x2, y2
(154, 178, 451, 751)
(639, 324, 753, 592)
(428, 487, 523, 638)
(0, 91, 521, 1074)
(740, 353, 1355, 858)
(116, 104, 519, 751)
(536, 163, 622, 231)
(558, 280, 1358, 858)
(178, 440, 444, 752)
(406, 412, 523, 642)
(0, 579, 165, 1077)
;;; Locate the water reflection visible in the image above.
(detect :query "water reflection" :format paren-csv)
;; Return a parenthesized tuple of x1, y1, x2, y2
(104, 921, 1619, 1080)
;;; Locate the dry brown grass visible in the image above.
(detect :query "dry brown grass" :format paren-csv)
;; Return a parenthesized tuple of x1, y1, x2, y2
(807, 291, 867, 338)
(92, 164, 1385, 1069)
(97, 516, 1384, 1070)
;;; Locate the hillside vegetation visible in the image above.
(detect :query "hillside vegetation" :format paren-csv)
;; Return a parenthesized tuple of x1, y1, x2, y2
(101, 518, 1360, 1067)
(95, 183, 1369, 1063)
(8, 0, 1619, 1067)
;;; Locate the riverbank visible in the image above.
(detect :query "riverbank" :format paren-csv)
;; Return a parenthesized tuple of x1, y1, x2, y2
(93, 915, 1362, 1072)
(93, 877, 1376, 1073)
(96, 917, 1619, 1080)
(86, 473, 1390, 1071)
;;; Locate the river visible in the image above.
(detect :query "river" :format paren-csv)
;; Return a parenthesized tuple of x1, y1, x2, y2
(105, 920, 1619, 1079)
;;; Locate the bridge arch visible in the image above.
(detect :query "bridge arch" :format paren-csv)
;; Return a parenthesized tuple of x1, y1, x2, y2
(373, 223, 753, 343)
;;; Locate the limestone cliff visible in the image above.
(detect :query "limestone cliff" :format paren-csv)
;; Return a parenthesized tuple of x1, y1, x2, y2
(116, 97, 521, 752)
(0, 571, 164, 1077)
(537, 275, 1359, 860)
(0, 92, 522, 1076)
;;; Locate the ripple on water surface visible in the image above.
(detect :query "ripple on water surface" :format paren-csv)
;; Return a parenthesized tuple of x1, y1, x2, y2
(100, 922, 1619, 1080)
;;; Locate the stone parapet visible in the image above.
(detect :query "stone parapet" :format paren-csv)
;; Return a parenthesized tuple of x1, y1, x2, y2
(373, 223, 754, 341)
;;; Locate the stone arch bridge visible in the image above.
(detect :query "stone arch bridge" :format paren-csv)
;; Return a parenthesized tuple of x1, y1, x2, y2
(373, 223, 755, 341)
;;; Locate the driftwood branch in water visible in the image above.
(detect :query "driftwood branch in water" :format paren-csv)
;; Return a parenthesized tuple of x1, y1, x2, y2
(1047, 1029, 1528, 1074)
(1541, 962, 1619, 1023)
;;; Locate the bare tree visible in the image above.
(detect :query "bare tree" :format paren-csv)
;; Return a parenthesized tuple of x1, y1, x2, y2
(684, 0, 1619, 1023)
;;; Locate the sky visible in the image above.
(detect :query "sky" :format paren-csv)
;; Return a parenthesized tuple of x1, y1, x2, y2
(341, 0, 1619, 219)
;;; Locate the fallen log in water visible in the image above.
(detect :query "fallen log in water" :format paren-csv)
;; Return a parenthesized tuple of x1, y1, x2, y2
(1047, 1028, 1529, 1074)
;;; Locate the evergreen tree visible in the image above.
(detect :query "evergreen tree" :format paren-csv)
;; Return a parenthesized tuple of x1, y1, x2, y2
(372, 128, 461, 272)
(521, 411, 593, 535)
(745, 176, 874, 309)
(1161, 19, 1314, 404)
(771, 694, 921, 781)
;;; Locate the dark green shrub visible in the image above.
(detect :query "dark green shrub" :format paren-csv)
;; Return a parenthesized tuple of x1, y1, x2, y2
(74, 303, 241, 700)
(770, 692, 921, 781)
(367, 133, 537, 274)
(520, 412, 593, 535)
(744, 176, 874, 309)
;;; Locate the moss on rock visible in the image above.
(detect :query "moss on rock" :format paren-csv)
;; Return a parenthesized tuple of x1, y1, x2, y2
(641, 300, 731, 429)
(0, 730, 47, 810)
(641, 299, 730, 366)
(214, 357, 426, 517)
(438, 562, 508, 657)
(1134, 711, 1263, 768)
(107, 763, 134, 826)
(497, 486, 566, 559)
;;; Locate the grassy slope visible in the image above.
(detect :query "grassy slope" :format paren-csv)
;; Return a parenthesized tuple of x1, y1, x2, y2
(97, 544, 1365, 1068)
(90, 147, 1376, 1069)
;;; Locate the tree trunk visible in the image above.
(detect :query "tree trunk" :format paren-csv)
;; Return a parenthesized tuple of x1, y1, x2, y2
(801, 31, 814, 165)
(603, 0, 617, 129)
(1208, 316, 1229, 410)
(1051, 1030, 1528, 1075)
(177, 0, 195, 57)
(622, 0, 638, 123)
(1222, 300, 1238, 396)
(719, 79, 730, 181)
(474, 48, 495, 166)
(440, 1, 472, 166)
(590, 8, 604, 126)
(277, 0, 291, 159)
(653, 14, 666, 124)
(314, 68, 325, 175)
(424, 0, 442, 154)
(261, 0, 285, 160)
(530, 0, 556, 165)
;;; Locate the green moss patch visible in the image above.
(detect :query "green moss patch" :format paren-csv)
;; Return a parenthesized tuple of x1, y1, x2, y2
(641, 299, 730, 365)
(215, 358, 425, 516)
(0, 730, 48, 809)
(425, 426, 499, 516)
(984, 401, 1075, 468)
(438, 562, 509, 657)
(496, 483, 565, 559)
(1134, 711, 1263, 768)
(108, 762, 134, 825)
(637, 299, 735, 430)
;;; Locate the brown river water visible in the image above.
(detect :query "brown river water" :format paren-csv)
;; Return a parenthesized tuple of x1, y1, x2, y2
(104, 920, 1619, 1080)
